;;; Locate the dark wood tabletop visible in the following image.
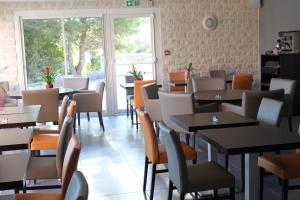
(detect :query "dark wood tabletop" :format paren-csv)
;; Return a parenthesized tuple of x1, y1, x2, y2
(169, 80, 187, 87)
(8, 88, 74, 100)
(0, 128, 33, 151)
(0, 153, 30, 191)
(194, 89, 246, 103)
(120, 83, 134, 90)
(0, 112, 39, 129)
(199, 125, 300, 155)
(171, 111, 259, 132)
(0, 105, 40, 115)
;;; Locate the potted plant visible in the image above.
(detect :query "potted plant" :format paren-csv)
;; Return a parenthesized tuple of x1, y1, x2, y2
(41, 65, 56, 88)
(129, 64, 143, 80)
(184, 62, 193, 80)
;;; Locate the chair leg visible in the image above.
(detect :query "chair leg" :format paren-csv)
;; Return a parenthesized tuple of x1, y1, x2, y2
(180, 193, 185, 200)
(230, 187, 235, 200)
(126, 100, 129, 117)
(98, 112, 105, 131)
(282, 180, 288, 200)
(288, 116, 293, 132)
(185, 134, 190, 145)
(135, 109, 138, 130)
(225, 154, 229, 169)
(241, 154, 245, 192)
(155, 121, 160, 137)
(87, 112, 90, 121)
(74, 112, 76, 133)
(213, 189, 218, 197)
(192, 159, 197, 164)
(77, 112, 81, 127)
(130, 105, 134, 125)
(168, 180, 173, 200)
(143, 157, 149, 191)
(259, 167, 265, 200)
(150, 164, 157, 200)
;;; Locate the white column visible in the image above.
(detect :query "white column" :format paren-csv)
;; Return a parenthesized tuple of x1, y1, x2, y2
(208, 143, 217, 162)
(245, 153, 259, 200)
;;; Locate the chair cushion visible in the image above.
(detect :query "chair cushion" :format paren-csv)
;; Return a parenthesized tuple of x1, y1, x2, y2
(31, 133, 59, 150)
(157, 142, 197, 164)
(27, 157, 58, 180)
(16, 193, 62, 200)
(258, 154, 300, 180)
(187, 162, 235, 192)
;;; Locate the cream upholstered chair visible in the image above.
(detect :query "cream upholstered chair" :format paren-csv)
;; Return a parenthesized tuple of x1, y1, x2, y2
(16, 171, 88, 200)
(73, 81, 105, 131)
(269, 78, 296, 131)
(257, 98, 284, 127)
(22, 88, 59, 123)
(192, 78, 226, 93)
(0, 81, 18, 107)
(63, 77, 89, 90)
(141, 83, 162, 124)
(221, 89, 284, 119)
(24, 117, 79, 191)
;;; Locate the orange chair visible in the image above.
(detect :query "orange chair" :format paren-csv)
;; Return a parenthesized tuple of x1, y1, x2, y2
(136, 109, 197, 200)
(130, 80, 155, 129)
(168, 71, 185, 92)
(232, 73, 253, 90)
(31, 100, 76, 152)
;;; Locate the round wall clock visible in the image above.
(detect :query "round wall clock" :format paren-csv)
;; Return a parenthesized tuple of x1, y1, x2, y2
(202, 16, 218, 31)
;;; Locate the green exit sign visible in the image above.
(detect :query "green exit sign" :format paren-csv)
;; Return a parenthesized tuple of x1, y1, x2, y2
(127, 0, 137, 7)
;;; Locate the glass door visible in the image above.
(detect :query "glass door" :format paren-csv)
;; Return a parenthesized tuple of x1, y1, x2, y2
(111, 15, 156, 113)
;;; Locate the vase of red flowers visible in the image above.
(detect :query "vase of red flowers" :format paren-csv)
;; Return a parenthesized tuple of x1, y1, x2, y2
(41, 65, 56, 89)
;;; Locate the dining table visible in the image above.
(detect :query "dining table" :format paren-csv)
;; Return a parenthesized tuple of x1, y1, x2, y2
(0, 128, 33, 151)
(198, 125, 300, 200)
(194, 89, 246, 104)
(0, 105, 40, 129)
(171, 111, 259, 149)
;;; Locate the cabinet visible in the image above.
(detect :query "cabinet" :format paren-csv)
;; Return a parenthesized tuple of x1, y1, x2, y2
(261, 54, 300, 115)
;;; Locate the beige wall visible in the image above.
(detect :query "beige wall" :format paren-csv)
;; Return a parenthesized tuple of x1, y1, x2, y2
(0, 0, 259, 89)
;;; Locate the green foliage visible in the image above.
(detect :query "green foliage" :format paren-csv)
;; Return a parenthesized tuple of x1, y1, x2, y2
(129, 64, 142, 80)
(41, 71, 56, 84)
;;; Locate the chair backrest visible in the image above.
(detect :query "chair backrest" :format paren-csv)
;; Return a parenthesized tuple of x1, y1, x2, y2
(56, 115, 73, 178)
(141, 83, 159, 100)
(65, 171, 89, 200)
(257, 98, 283, 126)
(158, 91, 194, 133)
(232, 73, 253, 90)
(168, 71, 185, 92)
(61, 135, 81, 197)
(136, 109, 160, 164)
(134, 80, 155, 109)
(209, 70, 226, 79)
(63, 77, 89, 90)
(141, 84, 162, 122)
(125, 75, 135, 83)
(58, 95, 69, 131)
(95, 81, 105, 111)
(0, 81, 9, 92)
(66, 100, 76, 139)
(269, 78, 296, 116)
(242, 89, 284, 119)
(159, 122, 187, 193)
(22, 88, 59, 123)
(192, 78, 225, 92)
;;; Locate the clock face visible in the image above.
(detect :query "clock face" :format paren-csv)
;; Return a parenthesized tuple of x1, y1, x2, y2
(202, 16, 218, 31)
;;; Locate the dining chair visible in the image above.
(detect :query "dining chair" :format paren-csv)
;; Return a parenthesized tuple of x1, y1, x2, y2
(168, 71, 185, 92)
(73, 81, 105, 131)
(221, 89, 284, 119)
(23, 118, 80, 192)
(16, 170, 88, 200)
(22, 88, 59, 123)
(0, 81, 18, 107)
(63, 76, 89, 90)
(130, 80, 156, 129)
(231, 73, 253, 90)
(141, 83, 162, 133)
(258, 126, 300, 200)
(125, 75, 135, 117)
(158, 91, 217, 146)
(159, 122, 235, 200)
(269, 78, 296, 131)
(209, 70, 226, 79)
(137, 109, 197, 200)
(192, 77, 226, 93)
(257, 98, 284, 127)
(30, 100, 76, 154)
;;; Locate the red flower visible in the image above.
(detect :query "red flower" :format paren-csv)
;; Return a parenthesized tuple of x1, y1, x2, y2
(45, 65, 50, 76)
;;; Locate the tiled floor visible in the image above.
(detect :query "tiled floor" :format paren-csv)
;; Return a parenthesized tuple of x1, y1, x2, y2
(76, 114, 300, 200)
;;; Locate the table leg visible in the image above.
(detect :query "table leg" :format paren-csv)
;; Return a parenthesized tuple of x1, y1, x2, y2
(245, 153, 259, 200)
(208, 144, 217, 162)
